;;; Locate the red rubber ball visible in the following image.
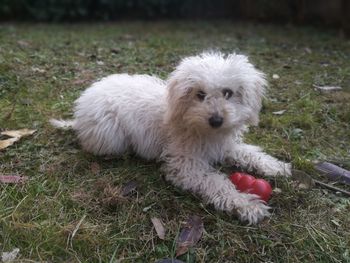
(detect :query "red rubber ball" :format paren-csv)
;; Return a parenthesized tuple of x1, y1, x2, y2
(229, 172, 273, 202)
(237, 174, 256, 191)
(249, 179, 272, 202)
(229, 172, 243, 186)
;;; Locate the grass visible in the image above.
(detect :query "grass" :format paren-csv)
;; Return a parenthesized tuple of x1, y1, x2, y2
(0, 21, 350, 262)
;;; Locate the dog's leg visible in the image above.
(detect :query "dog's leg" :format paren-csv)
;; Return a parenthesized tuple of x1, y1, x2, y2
(227, 143, 291, 177)
(163, 157, 270, 224)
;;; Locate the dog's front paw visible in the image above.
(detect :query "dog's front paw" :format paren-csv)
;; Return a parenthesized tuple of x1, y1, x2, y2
(262, 161, 292, 177)
(235, 194, 271, 225)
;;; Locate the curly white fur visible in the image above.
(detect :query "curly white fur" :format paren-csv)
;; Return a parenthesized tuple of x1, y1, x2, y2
(51, 52, 291, 224)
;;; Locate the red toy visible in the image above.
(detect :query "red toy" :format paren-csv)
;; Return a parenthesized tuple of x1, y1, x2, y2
(229, 172, 272, 202)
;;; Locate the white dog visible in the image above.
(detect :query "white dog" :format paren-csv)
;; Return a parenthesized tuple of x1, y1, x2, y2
(51, 52, 291, 224)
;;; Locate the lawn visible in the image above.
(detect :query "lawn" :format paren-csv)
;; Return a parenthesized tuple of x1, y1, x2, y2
(0, 21, 350, 262)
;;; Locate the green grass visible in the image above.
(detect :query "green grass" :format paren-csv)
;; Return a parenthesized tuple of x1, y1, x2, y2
(1, 21, 350, 262)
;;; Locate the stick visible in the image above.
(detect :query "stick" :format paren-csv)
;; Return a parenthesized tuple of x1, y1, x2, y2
(314, 179, 350, 197)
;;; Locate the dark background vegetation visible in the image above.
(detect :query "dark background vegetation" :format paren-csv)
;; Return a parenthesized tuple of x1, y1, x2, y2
(1, 0, 349, 33)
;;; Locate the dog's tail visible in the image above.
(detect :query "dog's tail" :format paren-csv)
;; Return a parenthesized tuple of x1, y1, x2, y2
(49, 118, 75, 129)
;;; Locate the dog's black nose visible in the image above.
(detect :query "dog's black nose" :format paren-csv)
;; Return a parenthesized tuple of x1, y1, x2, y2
(209, 115, 223, 128)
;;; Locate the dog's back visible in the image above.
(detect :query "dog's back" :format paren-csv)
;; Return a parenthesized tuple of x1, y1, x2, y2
(52, 74, 168, 158)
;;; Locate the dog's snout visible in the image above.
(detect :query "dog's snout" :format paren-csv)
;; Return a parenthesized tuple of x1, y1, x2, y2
(209, 115, 223, 128)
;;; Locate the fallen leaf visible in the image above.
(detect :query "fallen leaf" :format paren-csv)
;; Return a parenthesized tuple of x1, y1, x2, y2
(0, 137, 19, 150)
(1, 129, 36, 138)
(1, 248, 20, 262)
(313, 85, 342, 92)
(315, 162, 350, 185)
(0, 129, 36, 150)
(176, 215, 204, 257)
(272, 110, 286, 115)
(0, 175, 29, 184)
(151, 217, 166, 240)
(121, 180, 138, 196)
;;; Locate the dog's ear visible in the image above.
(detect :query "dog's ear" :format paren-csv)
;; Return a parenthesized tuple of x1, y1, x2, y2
(164, 76, 193, 125)
(243, 70, 267, 126)
(226, 54, 267, 126)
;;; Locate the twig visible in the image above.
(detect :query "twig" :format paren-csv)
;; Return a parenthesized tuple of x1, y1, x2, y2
(314, 179, 350, 196)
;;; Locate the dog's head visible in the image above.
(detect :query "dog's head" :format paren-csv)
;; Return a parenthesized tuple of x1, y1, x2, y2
(165, 52, 266, 135)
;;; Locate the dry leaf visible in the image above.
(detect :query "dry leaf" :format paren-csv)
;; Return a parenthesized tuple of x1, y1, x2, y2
(1, 129, 36, 138)
(0, 175, 28, 184)
(176, 215, 204, 257)
(0, 138, 19, 149)
(0, 129, 36, 150)
(151, 217, 166, 240)
(315, 162, 350, 185)
(121, 180, 138, 196)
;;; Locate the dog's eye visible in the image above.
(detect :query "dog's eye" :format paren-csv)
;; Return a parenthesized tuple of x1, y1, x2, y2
(196, 90, 206, 101)
(222, 89, 233, 99)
